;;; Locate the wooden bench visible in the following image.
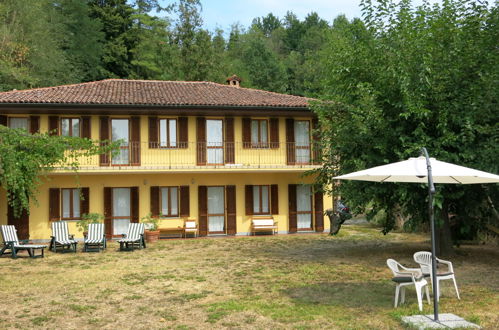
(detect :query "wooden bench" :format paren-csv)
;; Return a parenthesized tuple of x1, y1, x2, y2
(159, 226, 184, 239)
(250, 217, 278, 235)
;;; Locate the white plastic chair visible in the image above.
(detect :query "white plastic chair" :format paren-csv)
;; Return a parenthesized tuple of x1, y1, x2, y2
(386, 259, 430, 311)
(413, 251, 460, 300)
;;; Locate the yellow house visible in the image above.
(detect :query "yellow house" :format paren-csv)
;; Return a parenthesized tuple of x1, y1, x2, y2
(0, 77, 331, 241)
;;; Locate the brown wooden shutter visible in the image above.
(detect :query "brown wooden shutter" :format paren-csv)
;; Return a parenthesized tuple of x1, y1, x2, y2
(242, 118, 251, 148)
(286, 118, 295, 165)
(49, 188, 61, 222)
(48, 116, 59, 135)
(0, 115, 7, 126)
(225, 117, 235, 164)
(80, 187, 89, 216)
(81, 116, 91, 138)
(178, 117, 188, 148)
(148, 116, 158, 148)
(226, 185, 237, 235)
(314, 191, 324, 232)
(288, 184, 297, 233)
(8, 204, 29, 240)
(99, 116, 110, 166)
(271, 184, 279, 214)
(131, 186, 139, 223)
(130, 116, 141, 166)
(245, 185, 253, 215)
(29, 116, 39, 134)
(196, 117, 206, 165)
(312, 118, 321, 165)
(103, 187, 112, 238)
(150, 186, 159, 217)
(269, 118, 279, 149)
(179, 185, 190, 217)
(198, 186, 208, 236)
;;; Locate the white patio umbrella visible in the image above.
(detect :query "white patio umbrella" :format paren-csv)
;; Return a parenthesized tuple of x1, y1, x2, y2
(333, 148, 499, 321)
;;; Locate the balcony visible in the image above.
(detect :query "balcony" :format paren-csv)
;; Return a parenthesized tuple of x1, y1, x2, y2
(55, 142, 322, 173)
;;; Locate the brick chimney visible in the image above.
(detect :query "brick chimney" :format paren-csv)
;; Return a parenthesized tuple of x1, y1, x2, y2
(226, 74, 242, 87)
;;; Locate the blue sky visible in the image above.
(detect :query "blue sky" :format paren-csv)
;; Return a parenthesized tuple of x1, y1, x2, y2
(159, 0, 443, 32)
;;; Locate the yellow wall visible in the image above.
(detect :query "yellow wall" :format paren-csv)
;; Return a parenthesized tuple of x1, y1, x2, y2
(0, 172, 332, 240)
(0, 113, 330, 241)
(5, 114, 316, 169)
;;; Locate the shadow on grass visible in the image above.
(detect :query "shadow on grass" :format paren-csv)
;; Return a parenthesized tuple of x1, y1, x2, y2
(284, 281, 402, 309)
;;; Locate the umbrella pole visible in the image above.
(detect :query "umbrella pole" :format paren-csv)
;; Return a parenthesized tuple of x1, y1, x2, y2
(421, 147, 439, 321)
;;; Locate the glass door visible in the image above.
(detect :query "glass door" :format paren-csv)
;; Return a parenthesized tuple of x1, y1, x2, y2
(113, 188, 131, 235)
(206, 119, 224, 165)
(207, 186, 225, 233)
(111, 119, 129, 165)
(295, 120, 310, 164)
(296, 185, 312, 230)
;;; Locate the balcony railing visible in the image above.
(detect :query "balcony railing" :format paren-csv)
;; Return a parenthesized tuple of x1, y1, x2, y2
(56, 142, 322, 171)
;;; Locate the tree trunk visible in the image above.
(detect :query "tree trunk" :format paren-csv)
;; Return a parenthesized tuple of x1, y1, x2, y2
(437, 201, 454, 256)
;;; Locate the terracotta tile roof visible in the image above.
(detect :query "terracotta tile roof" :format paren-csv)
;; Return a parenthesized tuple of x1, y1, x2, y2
(0, 79, 310, 108)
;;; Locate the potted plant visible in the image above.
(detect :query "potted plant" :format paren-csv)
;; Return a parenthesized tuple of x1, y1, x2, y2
(142, 213, 160, 243)
(77, 213, 104, 236)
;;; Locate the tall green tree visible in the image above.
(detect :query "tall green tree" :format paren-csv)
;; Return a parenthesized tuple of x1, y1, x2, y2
(88, 0, 136, 78)
(0, 0, 74, 91)
(54, 0, 105, 81)
(0, 126, 118, 216)
(312, 0, 498, 255)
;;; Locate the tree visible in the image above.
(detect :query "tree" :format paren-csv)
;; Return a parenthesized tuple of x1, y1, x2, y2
(0, 0, 75, 91)
(88, 0, 136, 78)
(0, 126, 118, 216)
(312, 0, 499, 255)
(54, 0, 105, 82)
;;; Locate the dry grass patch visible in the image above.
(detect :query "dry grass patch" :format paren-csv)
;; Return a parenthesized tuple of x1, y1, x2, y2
(0, 224, 498, 329)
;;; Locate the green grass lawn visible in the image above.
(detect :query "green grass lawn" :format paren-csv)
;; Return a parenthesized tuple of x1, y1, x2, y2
(1, 224, 497, 329)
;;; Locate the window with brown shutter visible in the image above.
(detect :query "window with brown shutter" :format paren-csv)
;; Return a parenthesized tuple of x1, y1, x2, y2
(252, 185, 270, 215)
(29, 116, 39, 134)
(159, 187, 179, 217)
(314, 191, 324, 232)
(198, 186, 208, 236)
(81, 187, 90, 216)
(0, 115, 6, 126)
(196, 117, 206, 165)
(149, 116, 159, 148)
(130, 117, 141, 166)
(271, 184, 279, 214)
(131, 186, 139, 223)
(179, 185, 190, 217)
(178, 117, 188, 148)
(225, 117, 234, 164)
(242, 117, 251, 148)
(245, 185, 253, 215)
(150, 186, 160, 217)
(226, 185, 236, 235)
(286, 118, 295, 165)
(49, 116, 59, 135)
(250, 119, 269, 148)
(269, 118, 279, 149)
(61, 118, 81, 137)
(103, 187, 113, 238)
(60, 188, 82, 220)
(99, 116, 110, 166)
(49, 188, 61, 221)
(312, 118, 321, 165)
(288, 184, 297, 233)
(81, 116, 91, 139)
(159, 118, 177, 148)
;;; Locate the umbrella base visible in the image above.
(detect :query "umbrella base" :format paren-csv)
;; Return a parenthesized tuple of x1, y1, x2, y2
(402, 313, 480, 329)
